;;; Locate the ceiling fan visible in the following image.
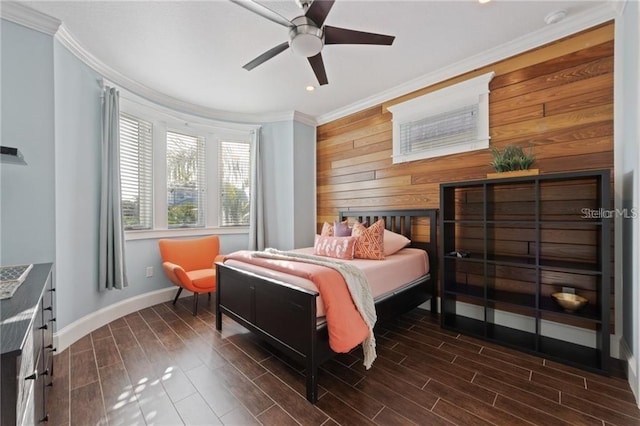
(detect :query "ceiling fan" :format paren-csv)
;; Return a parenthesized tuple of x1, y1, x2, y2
(230, 0, 395, 86)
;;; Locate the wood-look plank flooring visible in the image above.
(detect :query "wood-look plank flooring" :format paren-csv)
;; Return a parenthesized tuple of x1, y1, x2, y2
(47, 296, 640, 425)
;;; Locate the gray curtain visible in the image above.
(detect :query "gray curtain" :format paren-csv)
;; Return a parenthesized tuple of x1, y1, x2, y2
(248, 128, 265, 250)
(99, 86, 128, 290)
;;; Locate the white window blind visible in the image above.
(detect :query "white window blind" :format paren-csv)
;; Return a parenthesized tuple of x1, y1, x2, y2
(399, 104, 479, 156)
(219, 140, 251, 226)
(119, 113, 153, 230)
(166, 130, 206, 228)
(389, 71, 494, 164)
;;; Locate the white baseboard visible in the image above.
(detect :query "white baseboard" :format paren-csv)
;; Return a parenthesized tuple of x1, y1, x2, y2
(53, 286, 186, 352)
(419, 297, 622, 358)
(620, 339, 640, 407)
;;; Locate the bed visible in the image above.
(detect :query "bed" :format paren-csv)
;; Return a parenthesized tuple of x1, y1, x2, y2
(215, 209, 438, 403)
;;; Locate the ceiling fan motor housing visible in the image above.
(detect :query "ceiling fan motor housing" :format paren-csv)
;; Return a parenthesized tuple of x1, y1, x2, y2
(289, 16, 324, 57)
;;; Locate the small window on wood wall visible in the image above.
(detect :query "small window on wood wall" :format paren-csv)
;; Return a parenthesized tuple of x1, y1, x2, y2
(388, 71, 494, 164)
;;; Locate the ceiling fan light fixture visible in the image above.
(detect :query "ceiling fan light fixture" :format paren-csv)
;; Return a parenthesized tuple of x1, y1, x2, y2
(289, 16, 324, 57)
(291, 33, 323, 57)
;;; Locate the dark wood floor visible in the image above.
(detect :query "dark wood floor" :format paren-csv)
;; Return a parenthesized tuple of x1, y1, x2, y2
(47, 296, 640, 425)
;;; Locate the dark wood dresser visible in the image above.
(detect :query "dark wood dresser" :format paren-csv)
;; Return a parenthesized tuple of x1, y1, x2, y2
(1, 263, 55, 425)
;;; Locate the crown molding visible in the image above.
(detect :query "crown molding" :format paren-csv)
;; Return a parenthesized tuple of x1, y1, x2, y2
(55, 25, 316, 126)
(316, 3, 617, 125)
(292, 111, 317, 127)
(1, 1, 315, 126)
(0, 1, 61, 35)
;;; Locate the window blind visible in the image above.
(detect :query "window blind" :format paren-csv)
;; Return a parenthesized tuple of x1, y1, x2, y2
(219, 140, 251, 226)
(399, 104, 478, 155)
(119, 113, 153, 230)
(166, 130, 206, 228)
(388, 71, 494, 164)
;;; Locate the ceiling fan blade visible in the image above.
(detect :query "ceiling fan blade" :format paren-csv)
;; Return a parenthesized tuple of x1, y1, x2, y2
(243, 42, 290, 70)
(229, 0, 293, 28)
(305, 0, 335, 27)
(324, 26, 395, 45)
(308, 53, 328, 86)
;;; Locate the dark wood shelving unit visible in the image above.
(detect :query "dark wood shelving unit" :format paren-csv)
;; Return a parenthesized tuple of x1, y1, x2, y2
(440, 170, 611, 373)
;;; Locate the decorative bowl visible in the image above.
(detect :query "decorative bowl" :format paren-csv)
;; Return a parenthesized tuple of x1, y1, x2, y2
(551, 292, 588, 313)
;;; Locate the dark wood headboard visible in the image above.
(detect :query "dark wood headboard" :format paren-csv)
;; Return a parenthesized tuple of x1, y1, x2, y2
(338, 209, 438, 281)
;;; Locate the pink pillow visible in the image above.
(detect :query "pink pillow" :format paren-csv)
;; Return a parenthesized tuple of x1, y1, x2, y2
(320, 222, 333, 236)
(314, 236, 356, 260)
(383, 229, 411, 256)
(352, 219, 385, 260)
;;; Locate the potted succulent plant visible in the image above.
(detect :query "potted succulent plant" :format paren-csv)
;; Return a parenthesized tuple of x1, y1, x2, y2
(487, 144, 538, 178)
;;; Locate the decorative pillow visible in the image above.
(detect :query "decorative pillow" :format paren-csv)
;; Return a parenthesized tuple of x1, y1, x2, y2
(320, 219, 349, 237)
(352, 219, 385, 260)
(383, 229, 411, 256)
(314, 236, 356, 260)
(320, 222, 333, 236)
(334, 221, 352, 237)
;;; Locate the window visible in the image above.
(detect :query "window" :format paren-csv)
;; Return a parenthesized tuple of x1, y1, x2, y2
(219, 140, 251, 226)
(119, 113, 153, 230)
(118, 99, 257, 237)
(388, 71, 494, 164)
(166, 130, 206, 228)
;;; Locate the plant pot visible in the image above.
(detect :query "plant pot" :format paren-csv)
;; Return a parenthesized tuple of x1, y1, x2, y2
(486, 169, 540, 179)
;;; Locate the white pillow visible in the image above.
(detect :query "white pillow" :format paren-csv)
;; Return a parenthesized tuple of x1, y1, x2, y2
(383, 229, 411, 256)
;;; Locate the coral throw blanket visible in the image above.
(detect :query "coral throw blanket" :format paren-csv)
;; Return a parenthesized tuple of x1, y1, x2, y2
(224, 249, 377, 368)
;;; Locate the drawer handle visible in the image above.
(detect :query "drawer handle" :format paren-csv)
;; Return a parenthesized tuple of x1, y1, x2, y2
(40, 414, 49, 423)
(39, 324, 48, 330)
(25, 371, 38, 380)
(40, 369, 49, 377)
(48, 287, 56, 292)
(44, 306, 53, 311)
(49, 317, 57, 323)
(46, 344, 57, 352)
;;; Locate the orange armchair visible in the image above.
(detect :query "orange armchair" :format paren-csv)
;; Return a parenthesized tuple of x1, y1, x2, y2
(158, 235, 224, 315)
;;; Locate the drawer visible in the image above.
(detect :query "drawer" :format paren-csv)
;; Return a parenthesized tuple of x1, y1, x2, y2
(16, 342, 37, 426)
(34, 351, 48, 423)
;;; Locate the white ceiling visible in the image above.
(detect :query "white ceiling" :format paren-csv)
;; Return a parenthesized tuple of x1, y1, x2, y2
(23, 0, 609, 121)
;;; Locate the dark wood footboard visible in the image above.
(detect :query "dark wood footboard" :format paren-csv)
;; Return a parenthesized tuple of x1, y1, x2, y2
(215, 262, 334, 402)
(215, 208, 438, 403)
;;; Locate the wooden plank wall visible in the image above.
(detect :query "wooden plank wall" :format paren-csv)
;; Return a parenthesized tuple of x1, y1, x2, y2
(316, 23, 615, 329)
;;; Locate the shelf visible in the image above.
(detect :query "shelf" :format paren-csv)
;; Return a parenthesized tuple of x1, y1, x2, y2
(540, 297, 601, 322)
(540, 220, 603, 226)
(440, 169, 610, 374)
(444, 282, 536, 309)
(445, 253, 600, 273)
(442, 313, 485, 337)
(443, 282, 484, 300)
(538, 336, 604, 372)
(444, 254, 484, 263)
(539, 259, 601, 274)
(442, 315, 605, 372)
(487, 254, 537, 268)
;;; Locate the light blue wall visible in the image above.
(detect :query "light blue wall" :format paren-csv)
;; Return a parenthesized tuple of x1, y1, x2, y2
(293, 120, 316, 249)
(33, 31, 313, 329)
(259, 120, 317, 250)
(53, 40, 176, 329)
(260, 121, 294, 249)
(0, 20, 55, 265)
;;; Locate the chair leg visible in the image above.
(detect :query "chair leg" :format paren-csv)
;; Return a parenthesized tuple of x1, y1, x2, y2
(173, 288, 183, 305)
(193, 293, 198, 316)
(208, 292, 212, 301)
